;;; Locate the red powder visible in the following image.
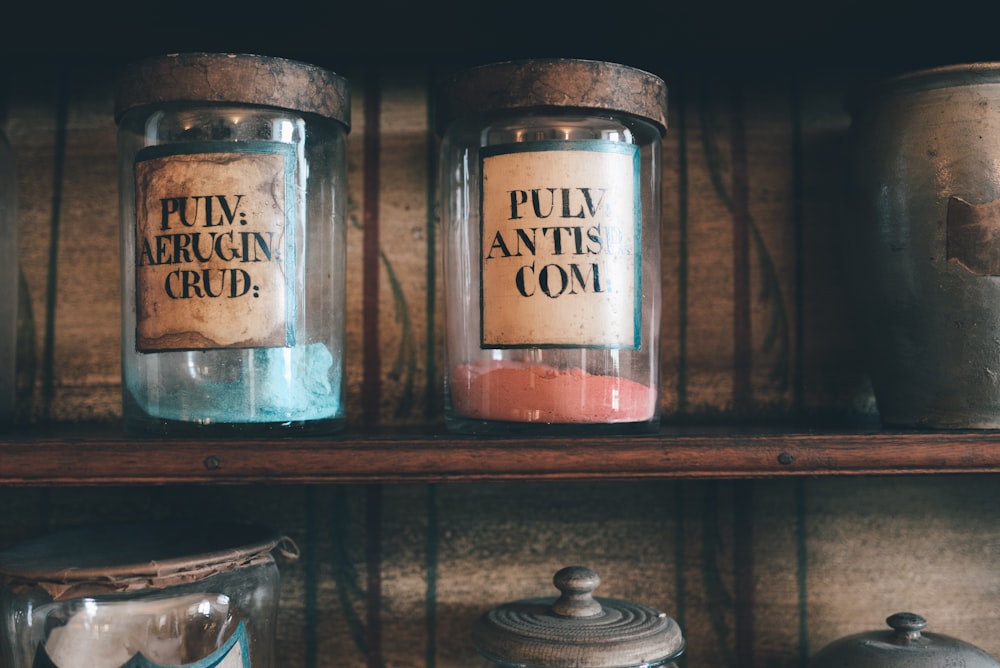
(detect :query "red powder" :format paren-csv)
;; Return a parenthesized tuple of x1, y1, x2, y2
(450, 361, 657, 424)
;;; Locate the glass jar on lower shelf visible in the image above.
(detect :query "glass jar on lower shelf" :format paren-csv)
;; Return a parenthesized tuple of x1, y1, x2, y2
(0, 522, 290, 668)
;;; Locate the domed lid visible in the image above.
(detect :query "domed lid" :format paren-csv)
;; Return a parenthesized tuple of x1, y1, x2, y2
(472, 565, 685, 667)
(808, 612, 1000, 668)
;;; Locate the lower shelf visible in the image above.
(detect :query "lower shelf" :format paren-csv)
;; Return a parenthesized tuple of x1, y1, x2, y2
(2, 423, 999, 484)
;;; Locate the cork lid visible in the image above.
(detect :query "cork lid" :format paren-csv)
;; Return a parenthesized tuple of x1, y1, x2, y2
(473, 565, 685, 667)
(0, 521, 290, 601)
(114, 52, 351, 130)
(435, 58, 668, 136)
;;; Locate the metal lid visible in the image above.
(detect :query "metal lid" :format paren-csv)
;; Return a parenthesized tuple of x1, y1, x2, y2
(473, 565, 685, 667)
(845, 62, 1000, 117)
(0, 521, 291, 601)
(114, 52, 351, 130)
(808, 612, 1000, 668)
(435, 58, 668, 136)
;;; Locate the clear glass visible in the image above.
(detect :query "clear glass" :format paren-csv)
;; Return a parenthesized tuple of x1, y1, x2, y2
(0, 122, 17, 426)
(117, 103, 347, 435)
(0, 560, 279, 668)
(441, 112, 663, 435)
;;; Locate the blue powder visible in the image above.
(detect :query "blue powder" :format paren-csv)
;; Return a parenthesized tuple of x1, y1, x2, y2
(142, 342, 341, 424)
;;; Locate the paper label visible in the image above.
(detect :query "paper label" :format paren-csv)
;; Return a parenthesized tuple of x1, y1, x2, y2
(479, 141, 641, 348)
(134, 143, 295, 352)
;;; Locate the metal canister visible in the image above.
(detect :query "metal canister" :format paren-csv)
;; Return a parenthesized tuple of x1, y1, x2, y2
(808, 612, 1000, 668)
(0, 522, 293, 668)
(844, 62, 1000, 428)
(473, 565, 685, 667)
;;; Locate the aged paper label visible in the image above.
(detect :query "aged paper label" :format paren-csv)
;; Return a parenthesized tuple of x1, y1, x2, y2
(134, 144, 295, 352)
(479, 141, 641, 348)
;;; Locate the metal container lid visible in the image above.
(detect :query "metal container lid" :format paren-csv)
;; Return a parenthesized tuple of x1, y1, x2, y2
(435, 58, 668, 137)
(808, 612, 1000, 668)
(0, 521, 291, 601)
(114, 52, 351, 130)
(473, 565, 685, 667)
(845, 62, 1000, 116)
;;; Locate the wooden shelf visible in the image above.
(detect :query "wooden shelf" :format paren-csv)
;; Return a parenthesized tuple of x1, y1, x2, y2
(2, 424, 1000, 485)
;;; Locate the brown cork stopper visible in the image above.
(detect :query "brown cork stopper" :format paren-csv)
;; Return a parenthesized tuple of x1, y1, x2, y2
(114, 52, 351, 130)
(435, 58, 667, 136)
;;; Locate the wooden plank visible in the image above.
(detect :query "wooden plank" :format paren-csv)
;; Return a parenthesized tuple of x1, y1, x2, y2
(6, 426, 1000, 484)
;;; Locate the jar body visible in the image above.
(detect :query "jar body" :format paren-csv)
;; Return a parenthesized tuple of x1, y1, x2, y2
(0, 560, 280, 668)
(441, 112, 663, 434)
(844, 64, 1000, 427)
(117, 103, 347, 434)
(0, 124, 17, 425)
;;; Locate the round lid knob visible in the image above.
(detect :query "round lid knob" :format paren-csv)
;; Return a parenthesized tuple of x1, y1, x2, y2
(472, 565, 685, 667)
(808, 612, 1000, 668)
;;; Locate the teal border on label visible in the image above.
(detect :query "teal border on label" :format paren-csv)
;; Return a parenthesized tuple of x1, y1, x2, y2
(478, 139, 643, 350)
(134, 141, 298, 349)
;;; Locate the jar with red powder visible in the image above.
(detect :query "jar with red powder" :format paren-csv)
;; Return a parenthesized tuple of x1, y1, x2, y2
(436, 59, 668, 434)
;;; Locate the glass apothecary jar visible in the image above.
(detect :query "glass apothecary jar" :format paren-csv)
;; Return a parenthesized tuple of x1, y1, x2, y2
(0, 522, 291, 668)
(436, 59, 668, 435)
(114, 53, 351, 435)
(473, 565, 685, 667)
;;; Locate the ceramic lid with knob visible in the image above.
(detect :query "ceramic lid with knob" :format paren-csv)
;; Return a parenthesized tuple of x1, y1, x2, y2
(472, 565, 685, 667)
(808, 612, 1000, 668)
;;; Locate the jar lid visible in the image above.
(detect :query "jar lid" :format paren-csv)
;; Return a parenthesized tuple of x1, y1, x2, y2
(114, 52, 351, 130)
(845, 62, 1000, 116)
(0, 521, 291, 601)
(435, 58, 668, 136)
(473, 565, 685, 667)
(808, 612, 1000, 668)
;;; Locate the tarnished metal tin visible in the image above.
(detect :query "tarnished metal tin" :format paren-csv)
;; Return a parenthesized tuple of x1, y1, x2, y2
(114, 52, 351, 129)
(435, 58, 667, 136)
(808, 612, 1000, 668)
(844, 62, 1000, 427)
(473, 565, 685, 667)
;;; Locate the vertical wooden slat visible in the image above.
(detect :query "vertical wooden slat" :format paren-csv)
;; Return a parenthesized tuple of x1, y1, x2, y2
(730, 83, 753, 416)
(425, 69, 442, 422)
(304, 487, 319, 668)
(425, 484, 439, 667)
(683, 83, 736, 415)
(669, 80, 690, 416)
(40, 68, 67, 421)
(734, 480, 755, 667)
(365, 484, 383, 667)
(362, 70, 382, 425)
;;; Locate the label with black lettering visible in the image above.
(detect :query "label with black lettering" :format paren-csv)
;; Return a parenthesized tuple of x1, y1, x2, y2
(133, 143, 296, 352)
(479, 140, 641, 348)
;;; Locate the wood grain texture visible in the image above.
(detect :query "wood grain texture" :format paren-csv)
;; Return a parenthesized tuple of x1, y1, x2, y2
(5, 57, 1000, 668)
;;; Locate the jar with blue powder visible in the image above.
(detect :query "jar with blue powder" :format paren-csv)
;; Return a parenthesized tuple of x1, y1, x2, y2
(114, 53, 351, 434)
